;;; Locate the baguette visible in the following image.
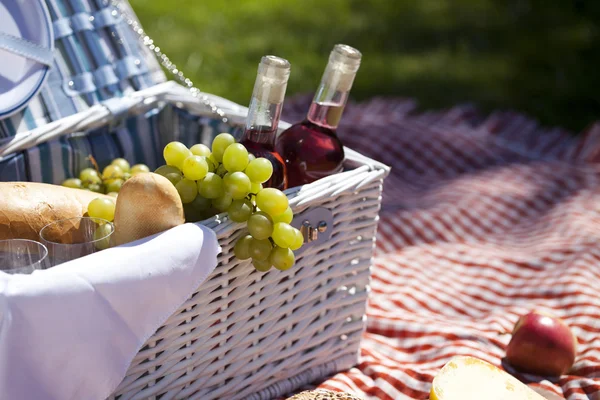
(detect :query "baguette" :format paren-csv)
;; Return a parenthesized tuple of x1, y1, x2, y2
(113, 172, 185, 246)
(0, 182, 113, 241)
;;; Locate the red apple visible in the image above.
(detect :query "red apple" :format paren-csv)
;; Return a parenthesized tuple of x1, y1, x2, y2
(505, 310, 577, 376)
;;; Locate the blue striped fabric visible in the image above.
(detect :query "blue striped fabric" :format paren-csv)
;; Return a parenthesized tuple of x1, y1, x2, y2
(0, 105, 240, 184)
(0, 0, 181, 184)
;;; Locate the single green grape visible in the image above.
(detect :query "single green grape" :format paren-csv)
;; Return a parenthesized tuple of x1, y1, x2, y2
(198, 173, 224, 199)
(252, 259, 272, 272)
(183, 195, 213, 222)
(227, 199, 253, 222)
(211, 133, 236, 162)
(234, 235, 253, 260)
(272, 206, 293, 224)
(122, 172, 132, 180)
(79, 168, 102, 185)
(130, 164, 150, 175)
(245, 158, 273, 184)
(155, 165, 182, 177)
(93, 223, 113, 250)
(102, 165, 124, 180)
(164, 172, 182, 186)
(87, 183, 104, 193)
(212, 194, 233, 212)
(247, 153, 256, 163)
(223, 171, 251, 200)
(272, 222, 296, 248)
(222, 143, 249, 172)
(256, 188, 288, 217)
(62, 178, 82, 189)
(247, 211, 273, 240)
(182, 155, 209, 181)
(192, 195, 213, 211)
(270, 246, 295, 271)
(164, 141, 192, 169)
(105, 179, 124, 193)
(175, 178, 198, 203)
(190, 143, 212, 157)
(290, 228, 304, 251)
(111, 158, 130, 172)
(88, 197, 116, 222)
(249, 238, 272, 261)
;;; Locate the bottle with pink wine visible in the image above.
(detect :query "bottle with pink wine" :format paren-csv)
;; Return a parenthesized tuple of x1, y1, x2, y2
(239, 55, 291, 190)
(275, 44, 361, 188)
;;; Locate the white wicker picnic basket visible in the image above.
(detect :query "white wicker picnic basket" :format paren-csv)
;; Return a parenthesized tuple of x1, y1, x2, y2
(0, 1, 389, 398)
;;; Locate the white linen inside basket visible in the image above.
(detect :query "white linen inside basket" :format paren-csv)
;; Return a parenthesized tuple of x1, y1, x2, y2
(0, 222, 219, 400)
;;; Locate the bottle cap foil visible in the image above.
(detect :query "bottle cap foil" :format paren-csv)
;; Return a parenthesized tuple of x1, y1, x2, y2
(253, 55, 291, 104)
(323, 44, 362, 92)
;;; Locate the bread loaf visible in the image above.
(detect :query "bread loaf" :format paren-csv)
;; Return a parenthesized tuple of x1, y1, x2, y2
(113, 172, 185, 246)
(0, 182, 113, 241)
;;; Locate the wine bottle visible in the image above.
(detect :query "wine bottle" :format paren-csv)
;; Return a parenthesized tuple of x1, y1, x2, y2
(239, 55, 291, 190)
(275, 44, 361, 188)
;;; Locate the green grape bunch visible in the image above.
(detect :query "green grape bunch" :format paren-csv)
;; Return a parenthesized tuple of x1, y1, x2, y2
(61, 156, 149, 196)
(158, 133, 304, 272)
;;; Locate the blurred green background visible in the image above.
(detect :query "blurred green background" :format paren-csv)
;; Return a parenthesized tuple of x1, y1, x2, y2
(130, 0, 599, 132)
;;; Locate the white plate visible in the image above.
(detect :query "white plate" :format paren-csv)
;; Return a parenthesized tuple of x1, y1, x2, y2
(0, 0, 54, 118)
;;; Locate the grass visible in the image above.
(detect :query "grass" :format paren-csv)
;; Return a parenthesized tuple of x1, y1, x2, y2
(130, 0, 600, 133)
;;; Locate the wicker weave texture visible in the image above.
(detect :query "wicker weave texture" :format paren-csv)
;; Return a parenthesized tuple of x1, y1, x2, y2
(109, 165, 385, 400)
(13, 82, 388, 400)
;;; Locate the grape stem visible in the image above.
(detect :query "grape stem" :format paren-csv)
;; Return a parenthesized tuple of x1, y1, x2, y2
(246, 194, 258, 213)
(87, 154, 100, 174)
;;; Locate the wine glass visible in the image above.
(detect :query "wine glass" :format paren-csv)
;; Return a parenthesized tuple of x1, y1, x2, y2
(0, 239, 50, 274)
(39, 217, 114, 267)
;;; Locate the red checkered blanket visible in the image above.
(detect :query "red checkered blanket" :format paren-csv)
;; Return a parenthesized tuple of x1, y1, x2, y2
(283, 98, 600, 399)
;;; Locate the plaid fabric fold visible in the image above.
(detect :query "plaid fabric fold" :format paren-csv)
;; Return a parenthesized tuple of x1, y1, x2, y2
(283, 97, 600, 400)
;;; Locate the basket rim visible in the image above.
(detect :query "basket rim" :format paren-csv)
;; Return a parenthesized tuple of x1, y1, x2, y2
(0, 81, 390, 175)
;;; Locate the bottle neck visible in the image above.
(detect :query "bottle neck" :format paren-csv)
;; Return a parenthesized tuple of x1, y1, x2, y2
(306, 45, 360, 130)
(242, 97, 282, 147)
(242, 55, 289, 147)
(306, 61, 356, 130)
(306, 88, 349, 130)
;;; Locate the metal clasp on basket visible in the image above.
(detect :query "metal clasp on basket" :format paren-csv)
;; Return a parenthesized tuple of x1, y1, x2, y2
(300, 220, 328, 243)
(291, 207, 334, 248)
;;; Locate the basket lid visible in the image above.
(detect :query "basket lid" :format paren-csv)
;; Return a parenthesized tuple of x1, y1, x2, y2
(0, 0, 54, 118)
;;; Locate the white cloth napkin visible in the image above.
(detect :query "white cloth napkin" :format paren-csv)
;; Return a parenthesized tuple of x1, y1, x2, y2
(0, 223, 220, 400)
